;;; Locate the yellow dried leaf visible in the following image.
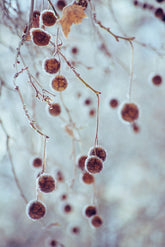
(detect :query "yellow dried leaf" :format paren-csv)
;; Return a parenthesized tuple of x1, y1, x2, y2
(58, 4, 87, 38)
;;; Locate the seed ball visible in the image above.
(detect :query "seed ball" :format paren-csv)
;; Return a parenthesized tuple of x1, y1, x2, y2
(44, 58, 60, 74)
(109, 98, 119, 108)
(48, 103, 61, 116)
(85, 156, 103, 174)
(41, 10, 57, 26)
(121, 103, 139, 122)
(26, 200, 46, 220)
(89, 109, 95, 117)
(71, 226, 80, 234)
(64, 204, 72, 213)
(31, 28, 51, 46)
(56, 0, 66, 10)
(82, 172, 94, 184)
(77, 155, 87, 171)
(71, 47, 78, 54)
(152, 74, 162, 86)
(38, 174, 55, 193)
(85, 205, 97, 217)
(91, 215, 103, 228)
(155, 8, 164, 19)
(52, 75, 68, 92)
(89, 146, 106, 162)
(132, 122, 140, 133)
(32, 157, 42, 168)
(56, 170, 64, 182)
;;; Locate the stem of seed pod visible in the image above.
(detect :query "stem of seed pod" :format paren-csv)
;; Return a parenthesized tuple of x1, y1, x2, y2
(59, 51, 101, 95)
(94, 94, 100, 147)
(48, 0, 60, 19)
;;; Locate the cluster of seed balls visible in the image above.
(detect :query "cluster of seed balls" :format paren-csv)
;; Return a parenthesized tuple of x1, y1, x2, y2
(29, 9, 69, 117)
(77, 146, 107, 227)
(134, 0, 165, 22)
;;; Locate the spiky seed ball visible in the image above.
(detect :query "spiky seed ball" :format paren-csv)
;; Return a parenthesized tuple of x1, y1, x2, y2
(121, 103, 139, 122)
(89, 146, 106, 162)
(38, 174, 55, 193)
(71, 226, 80, 234)
(74, 0, 88, 9)
(64, 204, 72, 213)
(32, 157, 42, 168)
(26, 200, 46, 220)
(77, 155, 87, 171)
(41, 10, 57, 26)
(52, 75, 68, 92)
(85, 205, 97, 217)
(91, 215, 103, 228)
(109, 98, 119, 108)
(85, 156, 103, 174)
(48, 103, 61, 116)
(44, 58, 60, 74)
(82, 172, 94, 184)
(31, 28, 51, 46)
(152, 74, 162, 86)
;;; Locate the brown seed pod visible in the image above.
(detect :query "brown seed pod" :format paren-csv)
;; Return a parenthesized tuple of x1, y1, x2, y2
(44, 58, 60, 74)
(31, 28, 51, 46)
(109, 98, 119, 108)
(71, 226, 80, 234)
(89, 146, 106, 162)
(52, 75, 68, 92)
(41, 10, 57, 26)
(121, 103, 139, 122)
(56, 170, 64, 182)
(56, 0, 66, 10)
(32, 157, 42, 168)
(38, 174, 55, 193)
(152, 74, 162, 86)
(48, 103, 61, 116)
(91, 215, 103, 228)
(82, 172, 94, 184)
(64, 204, 72, 213)
(84, 205, 97, 217)
(26, 200, 46, 220)
(77, 155, 87, 171)
(89, 109, 95, 117)
(85, 156, 103, 174)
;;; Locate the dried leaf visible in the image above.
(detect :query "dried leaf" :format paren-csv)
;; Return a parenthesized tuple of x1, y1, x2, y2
(58, 4, 87, 38)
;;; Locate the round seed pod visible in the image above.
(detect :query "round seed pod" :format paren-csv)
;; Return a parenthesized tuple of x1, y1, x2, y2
(91, 215, 103, 228)
(56, 0, 66, 10)
(71, 226, 80, 235)
(88, 146, 106, 162)
(109, 98, 119, 108)
(82, 172, 94, 184)
(52, 75, 68, 92)
(26, 200, 46, 220)
(32, 157, 42, 168)
(85, 156, 103, 174)
(44, 58, 60, 74)
(31, 28, 51, 46)
(41, 10, 57, 26)
(38, 174, 55, 193)
(77, 155, 87, 171)
(121, 103, 139, 122)
(64, 204, 72, 213)
(84, 205, 97, 218)
(48, 103, 61, 116)
(152, 74, 162, 86)
(89, 109, 95, 117)
(56, 170, 64, 182)
(74, 0, 88, 9)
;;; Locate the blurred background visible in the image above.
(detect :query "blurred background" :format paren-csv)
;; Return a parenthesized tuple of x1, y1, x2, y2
(0, 0, 165, 246)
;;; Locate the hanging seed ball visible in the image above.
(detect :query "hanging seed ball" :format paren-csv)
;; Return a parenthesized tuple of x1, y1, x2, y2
(38, 174, 55, 193)
(82, 172, 94, 184)
(121, 103, 139, 122)
(56, 170, 64, 182)
(84, 98, 92, 106)
(41, 10, 57, 26)
(132, 122, 140, 133)
(52, 75, 68, 92)
(109, 98, 119, 108)
(85, 205, 97, 218)
(49, 240, 58, 246)
(32, 157, 42, 168)
(56, 0, 66, 10)
(61, 194, 67, 200)
(26, 200, 46, 220)
(78, 155, 88, 171)
(91, 215, 103, 228)
(71, 226, 80, 234)
(64, 204, 72, 213)
(89, 146, 106, 162)
(71, 47, 78, 54)
(152, 74, 162, 86)
(48, 103, 61, 116)
(74, 0, 88, 9)
(154, 8, 164, 19)
(89, 109, 95, 117)
(85, 156, 103, 174)
(31, 28, 51, 46)
(44, 58, 60, 74)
